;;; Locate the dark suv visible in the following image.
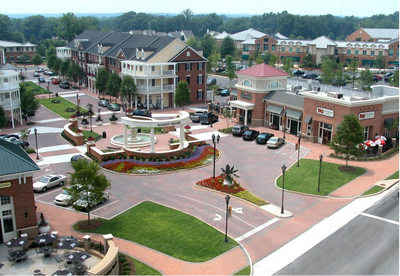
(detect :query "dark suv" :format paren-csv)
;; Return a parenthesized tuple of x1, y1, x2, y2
(59, 81, 71, 89)
(232, 124, 249, 136)
(132, 109, 152, 117)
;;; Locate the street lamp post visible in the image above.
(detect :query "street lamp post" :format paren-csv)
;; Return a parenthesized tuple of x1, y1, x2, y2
(317, 154, 323, 192)
(212, 133, 220, 179)
(297, 133, 301, 167)
(281, 164, 286, 214)
(76, 94, 79, 116)
(87, 103, 93, 132)
(48, 81, 50, 99)
(224, 195, 230, 243)
(34, 128, 39, 160)
(282, 112, 286, 139)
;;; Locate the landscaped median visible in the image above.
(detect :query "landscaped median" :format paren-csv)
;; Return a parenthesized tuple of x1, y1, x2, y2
(38, 97, 88, 118)
(276, 159, 367, 196)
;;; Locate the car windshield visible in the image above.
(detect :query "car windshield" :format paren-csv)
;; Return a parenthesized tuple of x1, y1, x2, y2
(269, 138, 277, 142)
(39, 177, 50, 183)
(61, 190, 70, 195)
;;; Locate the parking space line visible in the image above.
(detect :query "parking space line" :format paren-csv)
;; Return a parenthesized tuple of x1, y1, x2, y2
(360, 212, 399, 225)
(175, 194, 256, 228)
(235, 218, 280, 242)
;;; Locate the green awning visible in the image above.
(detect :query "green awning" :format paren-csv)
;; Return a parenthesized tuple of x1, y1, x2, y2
(286, 109, 302, 120)
(388, 61, 399, 65)
(230, 89, 237, 96)
(266, 104, 283, 114)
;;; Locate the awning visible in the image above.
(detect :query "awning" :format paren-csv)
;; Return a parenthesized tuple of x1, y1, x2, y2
(266, 104, 283, 114)
(286, 109, 302, 120)
(384, 118, 394, 127)
(229, 100, 254, 110)
(230, 89, 237, 96)
(304, 115, 312, 125)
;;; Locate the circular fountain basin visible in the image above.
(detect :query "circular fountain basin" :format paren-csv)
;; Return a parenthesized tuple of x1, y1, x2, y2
(111, 134, 156, 148)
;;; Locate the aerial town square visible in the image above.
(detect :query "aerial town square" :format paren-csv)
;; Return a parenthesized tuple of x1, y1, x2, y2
(0, 1, 399, 275)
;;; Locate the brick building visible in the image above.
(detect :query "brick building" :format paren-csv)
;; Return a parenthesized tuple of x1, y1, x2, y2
(0, 41, 37, 65)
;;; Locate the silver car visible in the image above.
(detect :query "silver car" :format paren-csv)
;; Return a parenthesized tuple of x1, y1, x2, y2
(266, 137, 285, 148)
(33, 174, 67, 192)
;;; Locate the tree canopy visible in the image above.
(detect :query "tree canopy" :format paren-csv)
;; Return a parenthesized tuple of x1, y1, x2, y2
(174, 81, 191, 110)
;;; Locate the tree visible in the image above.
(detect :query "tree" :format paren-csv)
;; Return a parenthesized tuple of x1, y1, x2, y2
(330, 114, 365, 167)
(60, 60, 70, 81)
(17, 54, 30, 68)
(65, 159, 111, 224)
(347, 58, 359, 89)
(222, 109, 233, 129)
(67, 63, 85, 86)
(185, 36, 200, 48)
(220, 36, 235, 58)
(95, 69, 109, 98)
(225, 56, 236, 81)
(32, 54, 44, 67)
(0, 105, 7, 128)
(282, 57, 293, 74)
(120, 75, 138, 108)
(268, 55, 278, 67)
(20, 83, 40, 118)
(358, 68, 374, 90)
(220, 164, 239, 186)
(174, 81, 191, 110)
(201, 33, 217, 58)
(207, 48, 220, 73)
(248, 57, 253, 67)
(374, 54, 385, 73)
(58, 13, 82, 42)
(46, 54, 57, 71)
(389, 71, 399, 87)
(321, 59, 335, 85)
(0, 14, 12, 40)
(106, 73, 122, 102)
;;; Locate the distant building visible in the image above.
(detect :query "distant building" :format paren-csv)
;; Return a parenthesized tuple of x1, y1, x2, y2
(346, 28, 399, 42)
(0, 41, 37, 65)
(0, 68, 22, 128)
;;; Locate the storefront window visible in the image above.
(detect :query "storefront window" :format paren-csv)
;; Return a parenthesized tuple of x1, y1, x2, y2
(0, 196, 10, 205)
(3, 217, 14, 233)
(364, 126, 369, 141)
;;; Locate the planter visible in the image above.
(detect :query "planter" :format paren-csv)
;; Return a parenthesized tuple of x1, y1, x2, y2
(110, 121, 117, 124)
(38, 224, 51, 234)
(223, 179, 233, 186)
(96, 121, 103, 126)
(69, 118, 77, 122)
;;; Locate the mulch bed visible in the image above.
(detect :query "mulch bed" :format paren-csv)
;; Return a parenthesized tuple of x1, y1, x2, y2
(338, 166, 356, 172)
(76, 219, 102, 230)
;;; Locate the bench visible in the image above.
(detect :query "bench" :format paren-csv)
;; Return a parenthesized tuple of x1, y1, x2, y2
(106, 146, 121, 150)
(168, 138, 174, 144)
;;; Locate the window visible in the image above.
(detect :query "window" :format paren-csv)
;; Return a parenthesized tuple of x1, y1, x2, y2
(243, 46, 249, 52)
(363, 50, 367, 55)
(186, 51, 190, 57)
(272, 45, 276, 52)
(25, 47, 29, 51)
(256, 44, 260, 51)
(379, 51, 383, 55)
(364, 126, 369, 141)
(281, 47, 285, 52)
(151, 79, 156, 86)
(306, 48, 309, 54)
(2, 210, 11, 216)
(264, 38, 269, 42)
(307, 124, 312, 136)
(197, 63, 203, 70)
(1, 196, 10, 205)
(9, 48, 13, 52)
(139, 66, 143, 72)
(3, 217, 14, 233)
(197, 90, 203, 99)
(371, 51, 375, 56)
(268, 81, 282, 88)
(347, 50, 351, 55)
(243, 80, 252, 87)
(197, 75, 203, 84)
(289, 47, 293, 53)
(334, 49, 338, 55)
(263, 44, 269, 52)
(389, 49, 394, 57)
(296, 47, 300, 53)
(186, 63, 191, 71)
(16, 47, 20, 51)
(383, 128, 390, 138)
(355, 50, 359, 55)
(186, 75, 190, 85)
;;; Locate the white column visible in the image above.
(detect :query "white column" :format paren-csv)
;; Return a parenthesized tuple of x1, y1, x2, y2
(244, 110, 248, 126)
(123, 125, 127, 148)
(179, 124, 184, 149)
(147, 94, 150, 110)
(150, 127, 155, 153)
(161, 93, 164, 109)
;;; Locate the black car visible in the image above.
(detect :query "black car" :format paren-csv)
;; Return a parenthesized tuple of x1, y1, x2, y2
(206, 78, 217, 86)
(256, 133, 274, 144)
(38, 77, 45, 83)
(59, 81, 71, 89)
(242, 130, 260, 141)
(107, 103, 121, 111)
(232, 124, 249, 136)
(71, 155, 86, 162)
(215, 67, 226, 72)
(11, 139, 29, 149)
(132, 109, 152, 117)
(293, 70, 304, 76)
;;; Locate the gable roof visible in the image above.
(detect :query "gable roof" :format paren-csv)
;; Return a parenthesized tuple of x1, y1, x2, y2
(169, 46, 208, 63)
(64, 30, 110, 51)
(238, 63, 290, 77)
(263, 91, 304, 109)
(0, 140, 40, 176)
(307, 36, 337, 48)
(231, 28, 266, 41)
(362, 28, 399, 40)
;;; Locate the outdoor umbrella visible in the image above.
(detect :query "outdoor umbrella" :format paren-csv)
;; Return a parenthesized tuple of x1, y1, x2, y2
(0, 262, 4, 269)
(357, 143, 368, 150)
(374, 135, 387, 141)
(5, 237, 27, 248)
(58, 239, 79, 250)
(66, 251, 91, 263)
(364, 140, 376, 147)
(374, 139, 386, 146)
(34, 233, 56, 245)
(52, 269, 74, 276)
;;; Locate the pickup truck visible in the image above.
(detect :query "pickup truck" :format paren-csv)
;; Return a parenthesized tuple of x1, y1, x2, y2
(189, 110, 208, 122)
(199, 112, 219, 125)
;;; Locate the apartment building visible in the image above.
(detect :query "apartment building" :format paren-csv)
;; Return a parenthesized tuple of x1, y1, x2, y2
(0, 41, 37, 65)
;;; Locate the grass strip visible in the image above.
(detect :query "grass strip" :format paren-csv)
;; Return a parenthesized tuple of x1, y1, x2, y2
(386, 171, 399, 180)
(362, 185, 385, 195)
(38, 97, 87, 119)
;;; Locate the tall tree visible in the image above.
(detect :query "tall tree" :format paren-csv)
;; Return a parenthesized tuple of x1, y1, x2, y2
(321, 59, 335, 85)
(225, 56, 236, 81)
(67, 63, 85, 86)
(220, 36, 236, 58)
(65, 159, 111, 224)
(0, 14, 12, 40)
(19, 83, 40, 119)
(22, 15, 45, 41)
(358, 68, 374, 90)
(120, 75, 138, 108)
(374, 54, 385, 74)
(0, 105, 7, 128)
(58, 13, 82, 42)
(268, 55, 278, 67)
(389, 71, 399, 87)
(106, 73, 122, 103)
(32, 54, 44, 67)
(347, 58, 359, 89)
(60, 60, 70, 81)
(201, 33, 217, 58)
(282, 57, 293, 74)
(330, 114, 364, 167)
(174, 81, 191, 110)
(95, 69, 109, 99)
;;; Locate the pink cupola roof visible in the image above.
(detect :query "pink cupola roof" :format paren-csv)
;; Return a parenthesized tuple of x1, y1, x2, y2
(238, 63, 290, 77)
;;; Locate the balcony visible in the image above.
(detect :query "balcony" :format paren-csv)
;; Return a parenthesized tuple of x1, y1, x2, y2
(136, 84, 175, 93)
(0, 99, 20, 109)
(121, 68, 176, 78)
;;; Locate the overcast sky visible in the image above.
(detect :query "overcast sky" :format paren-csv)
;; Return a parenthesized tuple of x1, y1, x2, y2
(4, 0, 399, 17)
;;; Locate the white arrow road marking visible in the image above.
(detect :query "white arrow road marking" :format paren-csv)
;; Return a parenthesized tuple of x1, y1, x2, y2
(232, 207, 243, 214)
(214, 214, 222, 221)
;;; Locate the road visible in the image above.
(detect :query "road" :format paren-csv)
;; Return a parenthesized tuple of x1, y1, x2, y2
(275, 188, 399, 275)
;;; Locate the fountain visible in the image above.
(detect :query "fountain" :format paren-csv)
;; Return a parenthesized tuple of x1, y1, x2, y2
(111, 126, 156, 148)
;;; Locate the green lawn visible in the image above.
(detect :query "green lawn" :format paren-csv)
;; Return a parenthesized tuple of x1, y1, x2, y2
(38, 97, 88, 119)
(76, 201, 238, 262)
(276, 159, 367, 196)
(23, 81, 51, 95)
(386, 171, 399, 180)
(362, 185, 385, 195)
(130, 256, 161, 275)
(235, 266, 251, 275)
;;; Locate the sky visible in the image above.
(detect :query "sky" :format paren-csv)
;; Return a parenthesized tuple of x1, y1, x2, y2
(3, 0, 399, 17)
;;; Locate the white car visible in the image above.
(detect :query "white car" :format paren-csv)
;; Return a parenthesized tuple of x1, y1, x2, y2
(54, 189, 73, 206)
(266, 137, 285, 148)
(73, 191, 110, 211)
(33, 174, 67, 192)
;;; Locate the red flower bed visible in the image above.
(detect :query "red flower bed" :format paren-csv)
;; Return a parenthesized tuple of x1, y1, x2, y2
(196, 176, 244, 194)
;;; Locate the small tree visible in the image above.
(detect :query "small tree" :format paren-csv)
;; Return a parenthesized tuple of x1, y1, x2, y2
(374, 54, 385, 74)
(222, 109, 233, 129)
(330, 114, 365, 167)
(389, 71, 399, 87)
(358, 68, 374, 90)
(321, 59, 335, 85)
(268, 55, 278, 67)
(32, 54, 43, 67)
(0, 105, 7, 128)
(106, 73, 122, 102)
(20, 83, 40, 118)
(120, 75, 137, 108)
(225, 56, 236, 81)
(282, 57, 293, 74)
(65, 159, 111, 224)
(220, 164, 239, 186)
(95, 69, 109, 99)
(174, 81, 191, 110)
(19, 128, 30, 142)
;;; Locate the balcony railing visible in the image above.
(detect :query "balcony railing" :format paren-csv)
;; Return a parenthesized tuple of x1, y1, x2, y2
(121, 68, 176, 77)
(0, 99, 20, 109)
(136, 84, 175, 93)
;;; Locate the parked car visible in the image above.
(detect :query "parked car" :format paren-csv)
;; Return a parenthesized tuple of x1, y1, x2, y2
(215, 67, 226, 72)
(33, 72, 39, 77)
(132, 109, 152, 117)
(292, 70, 304, 76)
(256, 133, 274, 144)
(0, 134, 20, 140)
(189, 110, 208, 122)
(71, 155, 86, 163)
(73, 191, 110, 211)
(206, 78, 217, 86)
(38, 77, 45, 83)
(199, 112, 218, 125)
(372, 74, 382, 80)
(98, 99, 109, 107)
(54, 189, 74, 206)
(107, 103, 121, 111)
(242, 130, 260, 141)
(232, 124, 249, 136)
(220, 89, 230, 96)
(266, 137, 285, 148)
(372, 76, 380, 83)
(35, 67, 46, 73)
(12, 139, 29, 149)
(59, 81, 71, 89)
(51, 78, 59, 84)
(33, 174, 67, 192)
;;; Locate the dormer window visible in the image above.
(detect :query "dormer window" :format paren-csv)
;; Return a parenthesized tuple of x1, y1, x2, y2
(187, 51, 190, 57)
(242, 80, 252, 87)
(136, 49, 139, 59)
(141, 49, 145, 60)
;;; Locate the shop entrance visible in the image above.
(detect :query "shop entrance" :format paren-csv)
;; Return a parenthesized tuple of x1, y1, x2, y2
(272, 114, 280, 126)
(289, 119, 298, 135)
(318, 122, 332, 144)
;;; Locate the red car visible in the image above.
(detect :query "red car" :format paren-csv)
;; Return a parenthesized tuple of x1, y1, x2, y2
(372, 74, 382, 80)
(52, 78, 59, 84)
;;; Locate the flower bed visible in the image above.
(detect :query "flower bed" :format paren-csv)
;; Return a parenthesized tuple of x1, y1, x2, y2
(101, 144, 216, 174)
